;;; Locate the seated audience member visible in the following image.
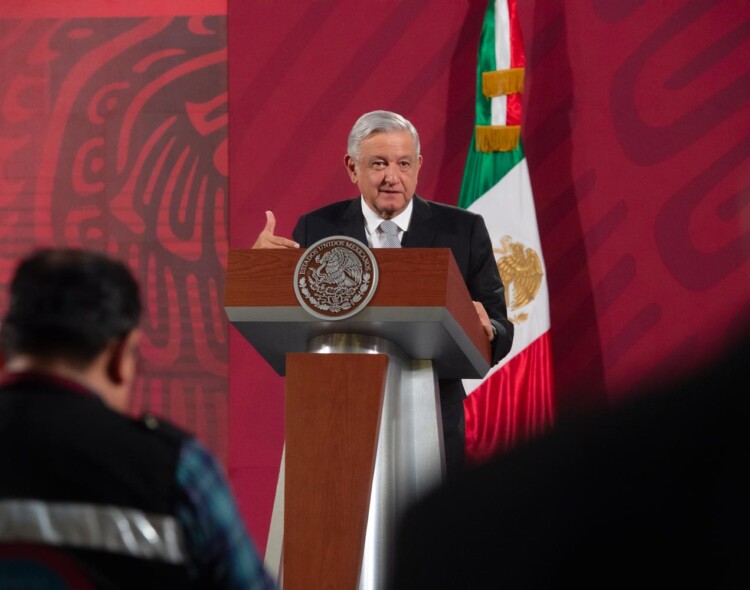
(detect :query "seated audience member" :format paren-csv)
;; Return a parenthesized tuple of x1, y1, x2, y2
(0, 248, 277, 589)
(389, 324, 748, 589)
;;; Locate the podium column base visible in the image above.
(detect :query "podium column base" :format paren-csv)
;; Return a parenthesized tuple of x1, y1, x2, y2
(271, 334, 445, 590)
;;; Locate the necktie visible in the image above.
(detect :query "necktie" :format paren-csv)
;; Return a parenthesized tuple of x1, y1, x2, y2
(379, 220, 401, 248)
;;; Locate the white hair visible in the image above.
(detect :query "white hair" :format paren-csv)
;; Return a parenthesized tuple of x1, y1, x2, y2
(347, 110, 420, 162)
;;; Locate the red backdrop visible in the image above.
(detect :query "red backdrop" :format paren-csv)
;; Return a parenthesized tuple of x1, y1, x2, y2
(521, 0, 750, 414)
(2, 0, 748, 557)
(228, 0, 750, 550)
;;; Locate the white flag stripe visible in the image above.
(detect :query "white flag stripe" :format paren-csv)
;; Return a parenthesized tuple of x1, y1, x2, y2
(491, 94, 508, 128)
(463, 158, 550, 391)
(491, 0, 511, 127)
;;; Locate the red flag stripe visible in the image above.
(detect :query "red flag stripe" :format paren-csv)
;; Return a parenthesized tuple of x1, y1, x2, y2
(506, 0, 524, 127)
(464, 331, 556, 463)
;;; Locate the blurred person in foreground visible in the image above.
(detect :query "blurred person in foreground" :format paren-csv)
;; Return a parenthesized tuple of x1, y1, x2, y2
(389, 318, 748, 589)
(0, 248, 276, 589)
(253, 110, 514, 477)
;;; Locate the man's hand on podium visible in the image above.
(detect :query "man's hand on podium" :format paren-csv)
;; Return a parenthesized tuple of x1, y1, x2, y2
(252, 211, 300, 249)
(473, 301, 495, 342)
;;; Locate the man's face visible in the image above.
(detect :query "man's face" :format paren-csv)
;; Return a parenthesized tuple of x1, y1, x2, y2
(345, 130, 423, 220)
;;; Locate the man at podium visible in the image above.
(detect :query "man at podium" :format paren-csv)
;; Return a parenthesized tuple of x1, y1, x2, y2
(253, 110, 513, 476)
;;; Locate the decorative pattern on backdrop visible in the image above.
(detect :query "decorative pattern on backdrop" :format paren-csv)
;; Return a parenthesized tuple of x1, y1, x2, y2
(520, 1, 750, 412)
(0, 16, 229, 460)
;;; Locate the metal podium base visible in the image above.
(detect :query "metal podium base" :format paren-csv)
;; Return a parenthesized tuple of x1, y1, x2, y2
(265, 333, 445, 589)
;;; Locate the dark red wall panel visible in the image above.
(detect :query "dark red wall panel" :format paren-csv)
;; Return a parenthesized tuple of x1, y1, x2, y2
(519, 1, 750, 412)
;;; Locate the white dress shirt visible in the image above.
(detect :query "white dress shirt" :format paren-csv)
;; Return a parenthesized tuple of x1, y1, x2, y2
(361, 197, 414, 248)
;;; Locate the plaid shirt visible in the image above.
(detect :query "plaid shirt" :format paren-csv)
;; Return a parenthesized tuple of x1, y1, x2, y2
(175, 438, 278, 589)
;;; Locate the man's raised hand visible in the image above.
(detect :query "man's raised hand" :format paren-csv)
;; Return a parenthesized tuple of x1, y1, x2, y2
(251, 211, 300, 249)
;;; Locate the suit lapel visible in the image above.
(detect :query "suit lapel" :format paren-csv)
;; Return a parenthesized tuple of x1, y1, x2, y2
(402, 195, 436, 247)
(341, 198, 369, 244)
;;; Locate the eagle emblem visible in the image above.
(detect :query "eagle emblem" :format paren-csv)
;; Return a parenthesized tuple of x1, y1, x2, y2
(311, 247, 363, 288)
(294, 237, 378, 320)
(494, 235, 544, 323)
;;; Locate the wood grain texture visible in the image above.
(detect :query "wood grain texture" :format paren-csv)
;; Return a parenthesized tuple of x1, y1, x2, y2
(225, 247, 490, 364)
(283, 353, 388, 590)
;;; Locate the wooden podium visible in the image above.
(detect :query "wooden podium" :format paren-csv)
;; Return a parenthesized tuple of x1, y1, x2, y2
(225, 247, 491, 590)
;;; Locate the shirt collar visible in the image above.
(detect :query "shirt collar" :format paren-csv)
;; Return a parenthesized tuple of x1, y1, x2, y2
(361, 196, 414, 238)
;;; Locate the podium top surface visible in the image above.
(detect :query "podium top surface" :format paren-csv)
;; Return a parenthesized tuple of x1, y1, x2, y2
(225, 248, 491, 378)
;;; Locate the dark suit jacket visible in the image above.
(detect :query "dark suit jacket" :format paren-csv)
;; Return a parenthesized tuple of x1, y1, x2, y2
(292, 195, 514, 402)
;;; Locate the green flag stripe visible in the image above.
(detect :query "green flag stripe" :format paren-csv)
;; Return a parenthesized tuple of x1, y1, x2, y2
(458, 136, 525, 209)
(459, 0, 525, 209)
(475, 0, 497, 127)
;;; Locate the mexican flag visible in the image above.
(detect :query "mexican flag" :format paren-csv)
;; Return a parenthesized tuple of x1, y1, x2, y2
(461, 0, 556, 463)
